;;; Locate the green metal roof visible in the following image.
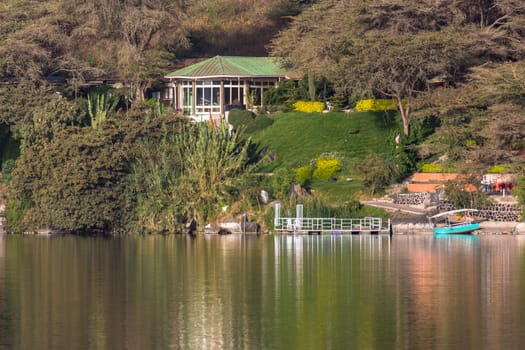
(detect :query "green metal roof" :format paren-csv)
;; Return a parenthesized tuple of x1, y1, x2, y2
(165, 56, 289, 78)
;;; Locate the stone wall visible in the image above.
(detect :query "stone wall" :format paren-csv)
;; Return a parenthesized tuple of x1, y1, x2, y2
(438, 201, 522, 222)
(394, 192, 432, 206)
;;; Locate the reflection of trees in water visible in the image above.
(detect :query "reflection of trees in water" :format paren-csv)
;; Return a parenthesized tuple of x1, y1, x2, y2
(0, 235, 11, 348)
(394, 235, 524, 349)
(3, 235, 525, 349)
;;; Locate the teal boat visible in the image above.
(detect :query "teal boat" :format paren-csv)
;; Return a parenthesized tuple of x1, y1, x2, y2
(429, 209, 480, 235)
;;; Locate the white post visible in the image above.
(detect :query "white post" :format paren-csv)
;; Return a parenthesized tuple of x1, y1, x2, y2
(296, 204, 303, 231)
(274, 203, 280, 229)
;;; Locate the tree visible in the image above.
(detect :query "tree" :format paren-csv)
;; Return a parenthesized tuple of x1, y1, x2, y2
(414, 61, 525, 167)
(3, 94, 185, 233)
(271, 0, 525, 136)
(513, 174, 525, 220)
(356, 153, 399, 195)
(444, 176, 492, 209)
(0, 0, 189, 100)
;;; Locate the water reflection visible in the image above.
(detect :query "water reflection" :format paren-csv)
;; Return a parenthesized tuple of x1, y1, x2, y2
(0, 233, 6, 349)
(1, 234, 525, 349)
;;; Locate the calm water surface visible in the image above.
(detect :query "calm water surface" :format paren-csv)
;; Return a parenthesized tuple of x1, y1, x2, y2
(1, 233, 525, 349)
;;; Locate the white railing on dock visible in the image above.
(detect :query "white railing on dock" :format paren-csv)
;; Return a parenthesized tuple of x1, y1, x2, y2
(275, 217, 384, 232)
(274, 204, 389, 234)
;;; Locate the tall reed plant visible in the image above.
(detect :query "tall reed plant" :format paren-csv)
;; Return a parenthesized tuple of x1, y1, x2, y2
(131, 121, 250, 232)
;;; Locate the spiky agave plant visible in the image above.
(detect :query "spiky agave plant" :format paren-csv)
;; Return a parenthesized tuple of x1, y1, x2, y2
(87, 92, 118, 130)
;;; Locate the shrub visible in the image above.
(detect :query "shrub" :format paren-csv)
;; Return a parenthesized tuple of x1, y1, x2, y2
(444, 177, 492, 209)
(1, 159, 16, 184)
(513, 177, 525, 220)
(245, 116, 274, 133)
(295, 165, 312, 185)
(312, 156, 341, 180)
(421, 163, 444, 173)
(465, 139, 477, 148)
(269, 167, 295, 199)
(328, 95, 347, 111)
(4, 198, 31, 232)
(487, 164, 512, 173)
(228, 109, 255, 128)
(263, 80, 308, 106)
(356, 153, 399, 194)
(355, 99, 400, 112)
(293, 100, 325, 113)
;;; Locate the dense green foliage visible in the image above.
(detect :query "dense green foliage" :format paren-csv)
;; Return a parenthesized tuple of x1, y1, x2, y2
(131, 122, 250, 232)
(228, 109, 274, 134)
(4, 94, 185, 233)
(0, 124, 19, 169)
(228, 109, 255, 128)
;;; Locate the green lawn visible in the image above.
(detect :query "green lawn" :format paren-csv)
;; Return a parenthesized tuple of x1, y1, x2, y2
(249, 110, 401, 169)
(247, 110, 402, 203)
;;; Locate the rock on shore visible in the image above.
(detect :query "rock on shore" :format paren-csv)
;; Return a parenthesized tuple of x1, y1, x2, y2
(392, 223, 434, 235)
(477, 221, 519, 235)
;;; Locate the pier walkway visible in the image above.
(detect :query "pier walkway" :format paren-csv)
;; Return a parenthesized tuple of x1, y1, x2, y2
(274, 204, 391, 235)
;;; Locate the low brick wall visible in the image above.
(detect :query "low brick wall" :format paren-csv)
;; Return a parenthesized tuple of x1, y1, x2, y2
(394, 192, 432, 206)
(438, 201, 522, 222)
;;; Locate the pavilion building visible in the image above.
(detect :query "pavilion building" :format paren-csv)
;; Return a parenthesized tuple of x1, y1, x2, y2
(163, 56, 291, 119)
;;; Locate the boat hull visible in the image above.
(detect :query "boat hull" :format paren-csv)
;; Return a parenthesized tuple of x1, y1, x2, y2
(433, 223, 480, 235)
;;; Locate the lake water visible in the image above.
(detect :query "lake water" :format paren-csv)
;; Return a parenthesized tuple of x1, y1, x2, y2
(1, 233, 525, 350)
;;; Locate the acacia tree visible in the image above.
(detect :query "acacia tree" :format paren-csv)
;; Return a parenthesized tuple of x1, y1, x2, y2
(414, 61, 525, 167)
(339, 31, 465, 136)
(0, 0, 189, 100)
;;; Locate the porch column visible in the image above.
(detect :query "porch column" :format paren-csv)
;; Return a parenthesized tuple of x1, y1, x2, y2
(175, 82, 179, 109)
(192, 80, 196, 115)
(244, 81, 249, 107)
(220, 80, 225, 116)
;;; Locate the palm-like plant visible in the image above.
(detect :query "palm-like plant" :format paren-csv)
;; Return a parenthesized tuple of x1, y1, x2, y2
(87, 92, 118, 130)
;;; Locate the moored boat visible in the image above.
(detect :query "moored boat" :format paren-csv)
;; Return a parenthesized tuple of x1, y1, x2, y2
(429, 209, 480, 234)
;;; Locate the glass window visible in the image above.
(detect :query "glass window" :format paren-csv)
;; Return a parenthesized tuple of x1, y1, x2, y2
(182, 86, 193, 114)
(212, 87, 220, 106)
(225, 88, 231, 105)
(203, 88, 211, 106)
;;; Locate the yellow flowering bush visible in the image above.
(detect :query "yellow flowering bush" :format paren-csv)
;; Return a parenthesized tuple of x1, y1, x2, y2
(421, 163, 444, 173)
(312, 156, 341, 180)
(355, 99, 401, 111)
(488, 164, 512, 173)
(293, 101, 325, 113)
(295, 165, 312, 184)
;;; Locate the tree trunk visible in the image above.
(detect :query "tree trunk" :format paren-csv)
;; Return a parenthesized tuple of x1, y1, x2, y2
(135, 82, 146, 102)
(397, 97, 410, 136)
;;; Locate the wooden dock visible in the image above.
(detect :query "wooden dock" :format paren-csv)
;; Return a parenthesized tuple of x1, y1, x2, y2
(274, 204, 391, 235)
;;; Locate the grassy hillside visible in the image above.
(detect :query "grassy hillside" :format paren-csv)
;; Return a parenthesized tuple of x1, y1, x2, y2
(250, 111, 401, 169)
(248, 110, 402, 202)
